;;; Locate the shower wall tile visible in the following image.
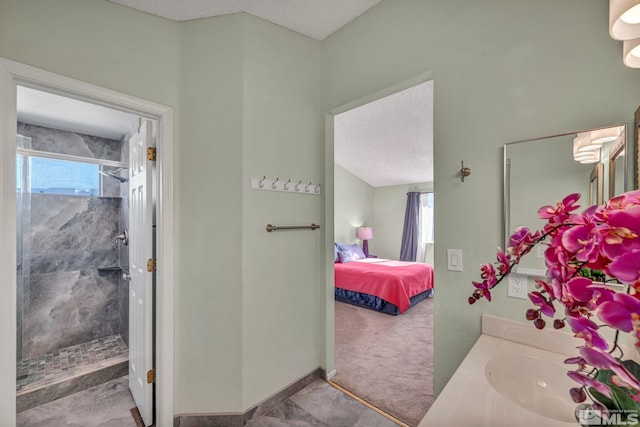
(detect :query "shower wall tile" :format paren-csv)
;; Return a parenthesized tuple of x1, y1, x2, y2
(18, 122, 121, 161)
(29, 194, 121, 275)
(118, 276, 129, 347)
(24, 270, 119, 358)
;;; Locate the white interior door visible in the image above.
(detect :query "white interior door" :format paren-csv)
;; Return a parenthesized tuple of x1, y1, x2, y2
(129, 119, 154, 426)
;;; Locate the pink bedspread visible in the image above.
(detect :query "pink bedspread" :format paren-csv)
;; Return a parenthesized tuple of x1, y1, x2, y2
(334, 258, 434, 313)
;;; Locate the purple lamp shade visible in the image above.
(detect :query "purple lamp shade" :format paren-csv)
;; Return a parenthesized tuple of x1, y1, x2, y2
(356, 227, 373, 257)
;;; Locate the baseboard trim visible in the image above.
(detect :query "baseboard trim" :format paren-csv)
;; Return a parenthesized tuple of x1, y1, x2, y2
(174, 368, 324, 427)
(324, 369, 336, 380)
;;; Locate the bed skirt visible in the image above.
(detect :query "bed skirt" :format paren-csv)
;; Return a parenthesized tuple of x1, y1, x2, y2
(334, 288, 434, 315)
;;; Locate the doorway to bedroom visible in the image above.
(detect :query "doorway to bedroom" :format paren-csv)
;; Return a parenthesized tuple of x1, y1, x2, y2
(331, 78, 435, 427)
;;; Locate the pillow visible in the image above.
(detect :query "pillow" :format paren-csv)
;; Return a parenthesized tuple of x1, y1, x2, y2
(336, 243, 366, 260)
(334, 243, 340, 263)
(338, 250, 361, 263)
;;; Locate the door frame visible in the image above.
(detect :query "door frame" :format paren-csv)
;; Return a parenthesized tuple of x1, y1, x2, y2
(0, 58, 175, 427)
(322, 71, 435, 378)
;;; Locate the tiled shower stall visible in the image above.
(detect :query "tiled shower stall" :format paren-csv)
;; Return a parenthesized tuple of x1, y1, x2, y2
(15, 122, 130, 412)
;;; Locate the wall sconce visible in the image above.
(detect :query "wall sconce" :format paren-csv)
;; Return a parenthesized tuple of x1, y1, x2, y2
(356, 227, 373, 257)
(460, 161, 471, 182)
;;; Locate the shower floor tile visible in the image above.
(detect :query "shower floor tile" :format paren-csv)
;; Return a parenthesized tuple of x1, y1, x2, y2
(17, 335, 128, 392)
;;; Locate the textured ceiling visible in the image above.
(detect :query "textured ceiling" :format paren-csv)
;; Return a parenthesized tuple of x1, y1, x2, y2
(334, 81, 434, 188)
(107, 0, 382, 40)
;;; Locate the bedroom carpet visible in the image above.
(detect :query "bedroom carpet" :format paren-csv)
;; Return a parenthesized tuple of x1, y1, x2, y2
(332, 297, 434, 427)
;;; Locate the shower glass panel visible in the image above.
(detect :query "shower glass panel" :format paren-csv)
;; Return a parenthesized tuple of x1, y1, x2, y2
(15, 135, 32, 362)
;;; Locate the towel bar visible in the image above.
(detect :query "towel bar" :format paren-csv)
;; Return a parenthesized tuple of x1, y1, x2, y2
(266, 223, 320, 232)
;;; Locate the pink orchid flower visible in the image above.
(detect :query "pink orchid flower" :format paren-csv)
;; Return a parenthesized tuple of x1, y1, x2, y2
(566, 315, 609, 350)
(567, 371, 611, 398)
(597, 206, 640, 261)
(561, 215, 600, 264)
(606, 249, 640, 284)
(538, 193, 581, 221)
(529, 291, 555, 317)
(580, 346, 640, 392)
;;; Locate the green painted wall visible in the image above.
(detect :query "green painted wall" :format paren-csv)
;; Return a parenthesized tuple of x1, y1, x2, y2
(177, 14, 245, 412)
(333, 163, 374, 244)
(241, 14, 323, 409)
(322, 0, 640, 394)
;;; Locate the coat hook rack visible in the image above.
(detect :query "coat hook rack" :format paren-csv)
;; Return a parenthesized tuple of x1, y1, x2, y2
(460, 161, 471, 182)
(251, 176, 321, 195)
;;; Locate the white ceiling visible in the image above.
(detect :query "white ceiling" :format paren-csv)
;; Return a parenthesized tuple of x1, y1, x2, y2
(107, 0, 382, 40)
(17, 86, 139, 141)
(334, 81, 434, 188)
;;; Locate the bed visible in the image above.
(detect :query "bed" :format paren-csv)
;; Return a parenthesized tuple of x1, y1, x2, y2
(334, 257, 434, 315)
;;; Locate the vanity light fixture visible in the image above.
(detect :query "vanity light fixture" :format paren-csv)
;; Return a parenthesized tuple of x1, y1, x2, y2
(573, 134, 601, 164)
(624, 38, 640, 67)
(610, 0, 640, 40)
(591, 126, 623, 145)
(574, 132, 601, 152)
(610, 0, 640, 67)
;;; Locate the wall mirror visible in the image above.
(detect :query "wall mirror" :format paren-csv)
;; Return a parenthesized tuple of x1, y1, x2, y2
(503, 124, 627, 274)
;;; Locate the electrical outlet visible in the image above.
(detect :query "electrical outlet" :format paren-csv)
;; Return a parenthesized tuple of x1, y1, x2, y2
(508, 273, 528, 299)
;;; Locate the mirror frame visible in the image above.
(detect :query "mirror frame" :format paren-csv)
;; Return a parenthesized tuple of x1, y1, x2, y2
(503, 124, 628, 249)
(590, 163, 604, 206)
(608, 128, 626, 199)
(635, 106, 640, 190)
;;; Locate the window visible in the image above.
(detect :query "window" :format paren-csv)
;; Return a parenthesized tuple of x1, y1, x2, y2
(17, 155, 99, 196)
(419, 192, 434, 244)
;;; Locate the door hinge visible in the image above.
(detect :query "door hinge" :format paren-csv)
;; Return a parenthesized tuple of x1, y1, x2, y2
(147, 147, 157, 161)
(147, 369, 156, 384)
(147, 258, 157, 272)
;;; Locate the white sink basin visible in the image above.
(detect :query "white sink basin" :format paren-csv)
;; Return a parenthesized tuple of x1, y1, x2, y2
(485, 354, 577, 423)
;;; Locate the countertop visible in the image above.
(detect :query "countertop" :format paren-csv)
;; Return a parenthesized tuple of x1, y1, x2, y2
(418, 314, 586, 427)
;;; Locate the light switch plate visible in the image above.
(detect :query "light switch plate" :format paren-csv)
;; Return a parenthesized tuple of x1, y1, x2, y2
(447, 249, 463, 272)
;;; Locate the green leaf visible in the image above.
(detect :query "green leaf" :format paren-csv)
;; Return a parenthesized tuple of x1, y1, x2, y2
(621, 359, 640, 380)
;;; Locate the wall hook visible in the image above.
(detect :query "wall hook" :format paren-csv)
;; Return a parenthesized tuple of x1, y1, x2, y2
(295, 180, 302, 191)
(305, 181, 312, 193)
(284, 179, 291, 190)
(460, 161, 471, 182)
(272, 177, 279, 190)
(315, 183, 321, 194)
(259, 176, 266, 188)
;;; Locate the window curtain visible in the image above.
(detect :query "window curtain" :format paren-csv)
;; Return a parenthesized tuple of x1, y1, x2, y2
(399, 192, 421, 261)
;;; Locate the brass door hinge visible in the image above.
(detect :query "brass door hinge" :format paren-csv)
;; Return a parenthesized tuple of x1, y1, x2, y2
(147, 369, 156, 384)
(147, 258, 157, 272)
(147, 147, 157, 161)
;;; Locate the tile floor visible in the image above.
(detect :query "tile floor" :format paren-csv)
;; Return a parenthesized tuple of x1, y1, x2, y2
(17, 335, 128, 391)
(17, 375, 137, 427)
(17, 376, 399, 427)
